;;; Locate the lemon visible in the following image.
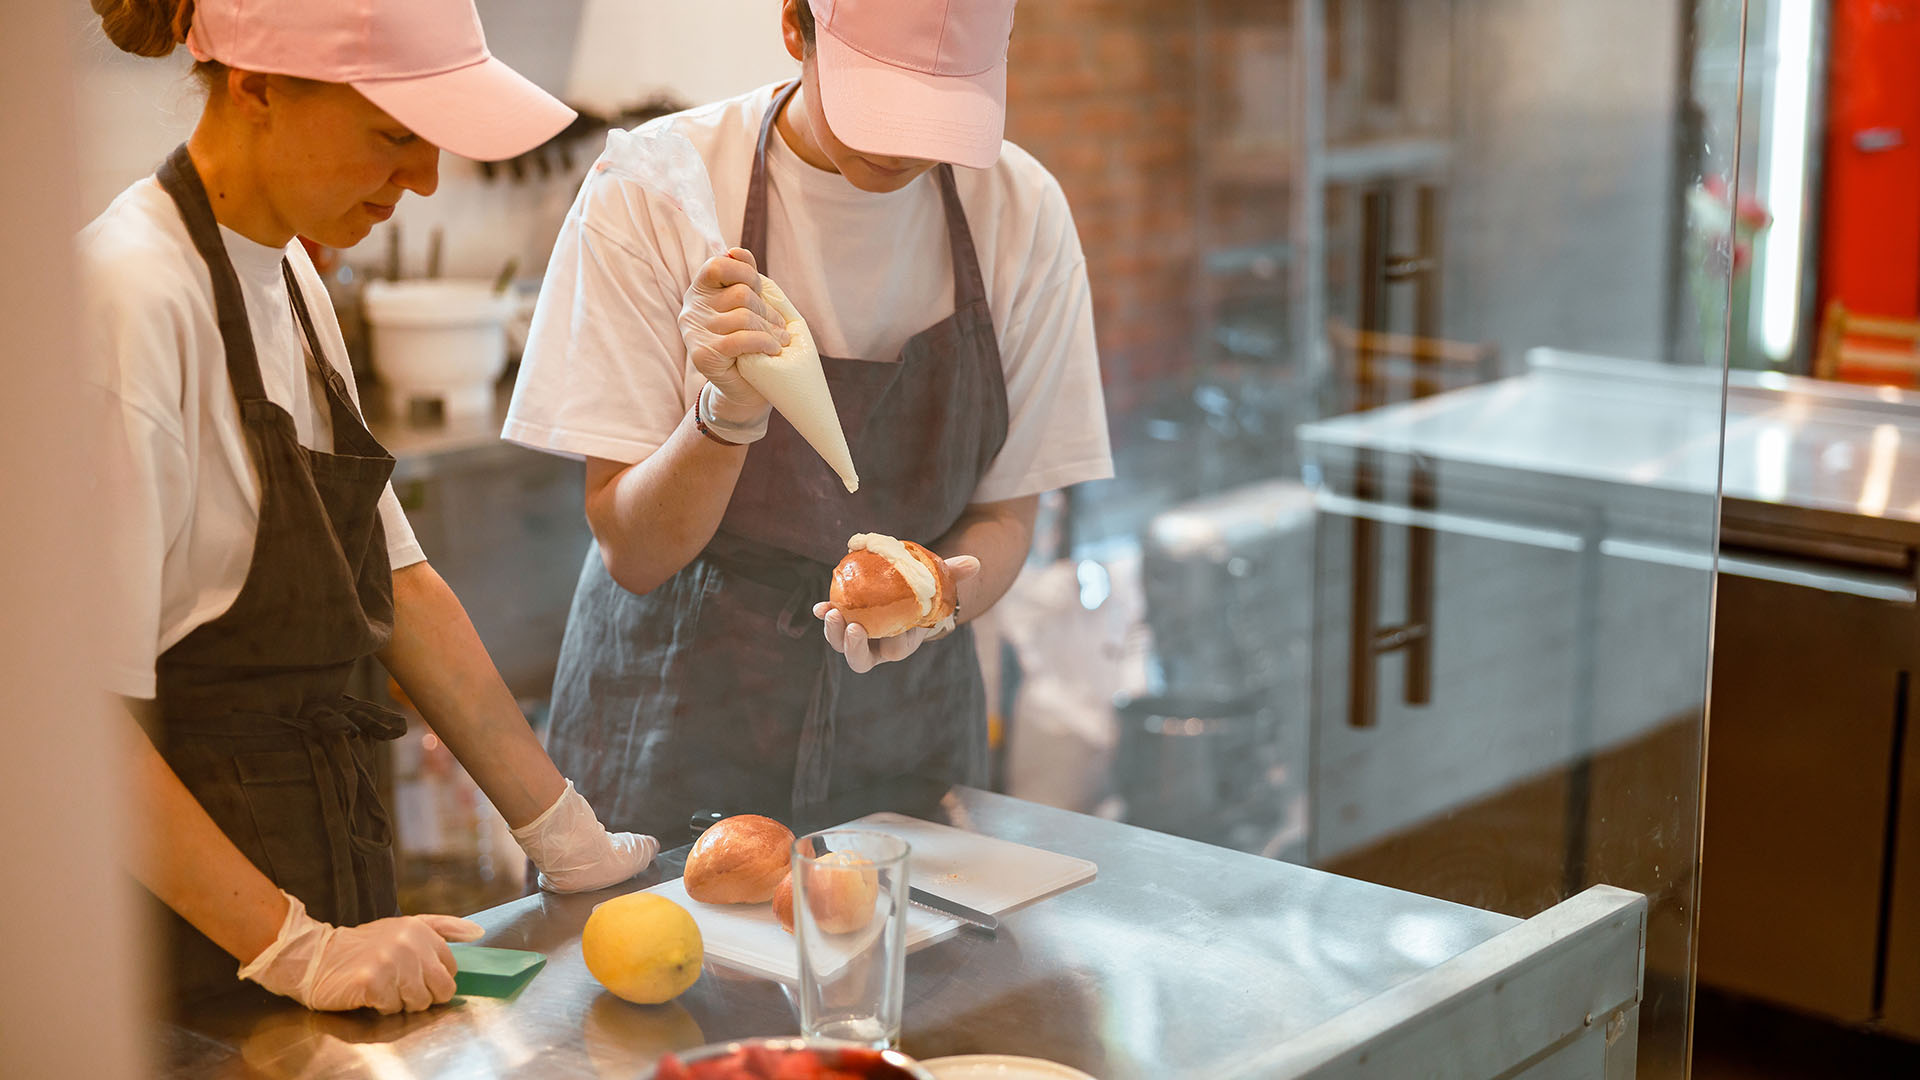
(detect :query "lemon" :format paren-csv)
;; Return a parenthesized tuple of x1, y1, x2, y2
(581, 893, 704, 1004)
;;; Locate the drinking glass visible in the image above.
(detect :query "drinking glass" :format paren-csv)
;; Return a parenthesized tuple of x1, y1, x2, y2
(791, 829, 910, 1048)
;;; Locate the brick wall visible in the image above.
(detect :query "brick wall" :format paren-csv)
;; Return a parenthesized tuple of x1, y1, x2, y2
(1005, 1, 1202, 417)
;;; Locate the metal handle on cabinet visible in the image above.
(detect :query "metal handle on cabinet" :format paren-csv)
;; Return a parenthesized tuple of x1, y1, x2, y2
(1316, 492, 1586, 553)
(1348, 186, 1443, 728)
(1599, 538, 1919, 604)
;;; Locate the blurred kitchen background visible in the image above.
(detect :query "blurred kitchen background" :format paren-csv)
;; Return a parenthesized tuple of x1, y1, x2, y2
(68, 1, 1920, 1077)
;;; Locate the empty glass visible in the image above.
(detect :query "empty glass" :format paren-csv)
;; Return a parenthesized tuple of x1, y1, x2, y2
(790, 829, 910, 1048)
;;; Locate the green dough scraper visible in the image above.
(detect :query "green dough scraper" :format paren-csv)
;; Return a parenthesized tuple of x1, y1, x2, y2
(449, 943, 546, 999)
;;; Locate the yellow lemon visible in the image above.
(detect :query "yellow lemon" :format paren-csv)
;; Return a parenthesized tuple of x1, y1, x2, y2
(581, 893, 704, 1005)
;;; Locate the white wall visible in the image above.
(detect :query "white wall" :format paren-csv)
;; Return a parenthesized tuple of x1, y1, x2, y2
(71, 8, 200, 220)
(1, 6, 144, 1080)
(567, 0, 796, 117)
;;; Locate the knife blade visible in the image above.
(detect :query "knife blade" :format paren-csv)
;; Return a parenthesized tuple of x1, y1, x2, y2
(907, 885, 999, 933)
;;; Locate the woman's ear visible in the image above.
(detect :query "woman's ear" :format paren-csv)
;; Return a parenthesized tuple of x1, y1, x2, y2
(224, 67, 274, 122)
(780, 0, 808, 63)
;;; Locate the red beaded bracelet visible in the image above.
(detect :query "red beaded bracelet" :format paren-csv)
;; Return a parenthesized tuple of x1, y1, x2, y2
(693, 403, 744, 447)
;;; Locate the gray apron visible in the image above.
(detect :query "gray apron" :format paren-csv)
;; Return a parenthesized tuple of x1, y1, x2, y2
(547, 80, 1011, 837)
(148, 145, 407, 1008)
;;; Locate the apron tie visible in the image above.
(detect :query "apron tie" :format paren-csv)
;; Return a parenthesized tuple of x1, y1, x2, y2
(761, 569, 840, 811)
(791, 653, 842, 818)
(276, 698, 407, 917)
(698, 537, 844, 816)
(774, 579, 821, 640)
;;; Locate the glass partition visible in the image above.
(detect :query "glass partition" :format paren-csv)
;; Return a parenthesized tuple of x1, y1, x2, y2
(1003, 2, 1745, 1075)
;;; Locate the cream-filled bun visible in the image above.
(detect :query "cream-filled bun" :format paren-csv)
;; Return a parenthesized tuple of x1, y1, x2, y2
(829, 534, 957, 639)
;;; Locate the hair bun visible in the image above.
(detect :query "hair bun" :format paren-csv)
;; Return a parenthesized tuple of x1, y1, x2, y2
(93, 0, 190, 59)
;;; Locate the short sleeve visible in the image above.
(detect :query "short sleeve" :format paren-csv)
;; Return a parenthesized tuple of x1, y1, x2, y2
(971, 184, 1114, 503)
(504, 162, 711, 464)
(377, 485, 425, 570)
(80, 256, 195, 699)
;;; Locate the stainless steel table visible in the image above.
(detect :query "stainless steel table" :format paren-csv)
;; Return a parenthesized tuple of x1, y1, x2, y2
(159, 784, 1645, 1079)
(1299, 348, 1920, 564)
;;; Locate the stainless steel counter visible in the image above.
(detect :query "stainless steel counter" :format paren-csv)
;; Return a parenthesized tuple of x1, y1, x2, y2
(157, 784, 1646, 1079)
(1300, 349, 1920, 606)
(1301, 349, 1920, 531)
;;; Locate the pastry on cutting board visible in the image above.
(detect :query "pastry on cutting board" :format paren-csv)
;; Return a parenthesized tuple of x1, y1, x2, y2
(683, 814, 793, 904)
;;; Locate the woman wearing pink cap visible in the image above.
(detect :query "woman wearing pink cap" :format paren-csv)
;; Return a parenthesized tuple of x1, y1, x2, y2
(83, 1, 655, 1014)
(509, 1, 1113, 839)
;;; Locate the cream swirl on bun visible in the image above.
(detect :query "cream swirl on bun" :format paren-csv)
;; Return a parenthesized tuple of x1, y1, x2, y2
(829, 533, 957, 639)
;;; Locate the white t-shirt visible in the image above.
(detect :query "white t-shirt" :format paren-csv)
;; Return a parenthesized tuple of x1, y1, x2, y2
(504, 83, 1113, 503)
(80, 177, 426, 700)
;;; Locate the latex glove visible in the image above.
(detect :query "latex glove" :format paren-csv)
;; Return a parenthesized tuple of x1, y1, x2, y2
(813, 556, 981, 674)
(679, 247, 787, 442)
(510, 779, 659, 893)
(237, 891, 482, 1014)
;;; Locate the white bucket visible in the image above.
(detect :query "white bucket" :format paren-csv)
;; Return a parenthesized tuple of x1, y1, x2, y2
(363, 280, 516, 420)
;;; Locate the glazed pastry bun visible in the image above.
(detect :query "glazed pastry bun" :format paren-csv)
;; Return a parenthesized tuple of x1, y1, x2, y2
(683, 814, 794, 904)
(829, 533, 957, 639)
(772, 873, 795, 933)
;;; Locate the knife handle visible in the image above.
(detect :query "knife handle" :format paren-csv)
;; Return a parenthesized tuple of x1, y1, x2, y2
(689, 810, 726, 838)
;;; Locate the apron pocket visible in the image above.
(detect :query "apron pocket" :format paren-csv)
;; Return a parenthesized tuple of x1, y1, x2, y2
(234, 748, 312, 784)
(233, 749, 338, 917)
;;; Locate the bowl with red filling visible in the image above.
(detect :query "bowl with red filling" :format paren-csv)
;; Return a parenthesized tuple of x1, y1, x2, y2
(647, 1037, 937, 1080)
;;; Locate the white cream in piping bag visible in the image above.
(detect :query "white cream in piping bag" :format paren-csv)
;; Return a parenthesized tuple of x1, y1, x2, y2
(737, 277, 859, 493)
(847, 533, 936, 616)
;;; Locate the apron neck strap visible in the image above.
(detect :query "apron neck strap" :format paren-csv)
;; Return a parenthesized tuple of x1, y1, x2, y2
(280, 260, 371, 429)
(931, 163, 989, 311)
(154, 144, 271, 405)
(740, 80, 802, 273)
(740, 82, 990, 312)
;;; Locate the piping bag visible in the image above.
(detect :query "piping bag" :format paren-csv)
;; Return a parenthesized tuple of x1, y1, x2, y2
(591, 127, 859, 492)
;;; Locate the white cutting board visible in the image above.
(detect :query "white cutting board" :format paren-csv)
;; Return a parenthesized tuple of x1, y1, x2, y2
(638, 812, 1097, 983)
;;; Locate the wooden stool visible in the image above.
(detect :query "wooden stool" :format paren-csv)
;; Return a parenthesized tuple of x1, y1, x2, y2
(1813, 300, 1920, 387)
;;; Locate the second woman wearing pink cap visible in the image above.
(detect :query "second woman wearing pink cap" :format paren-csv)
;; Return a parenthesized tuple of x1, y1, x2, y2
(509, 0, 1113, 839)
(84, 0, 655, 1014)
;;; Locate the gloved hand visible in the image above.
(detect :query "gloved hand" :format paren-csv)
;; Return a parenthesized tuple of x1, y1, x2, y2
(679, 247, 787, 443)
(814, 555, 982, 674)
(510, 779, 659, 893)
(237, 891, 482, 1014)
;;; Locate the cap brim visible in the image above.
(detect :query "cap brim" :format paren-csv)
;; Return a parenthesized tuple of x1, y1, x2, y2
(353, 55, 575, 163)
(814, 28, 1006, 171)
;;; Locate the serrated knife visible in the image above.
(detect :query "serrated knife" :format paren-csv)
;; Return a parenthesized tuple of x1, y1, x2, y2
(900, 882, 999, 933)
(689, 811, 999, 934)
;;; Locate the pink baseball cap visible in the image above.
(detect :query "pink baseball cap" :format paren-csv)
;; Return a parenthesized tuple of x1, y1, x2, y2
(809, 0, 1018, 171)
(185, 0, 574, 162)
